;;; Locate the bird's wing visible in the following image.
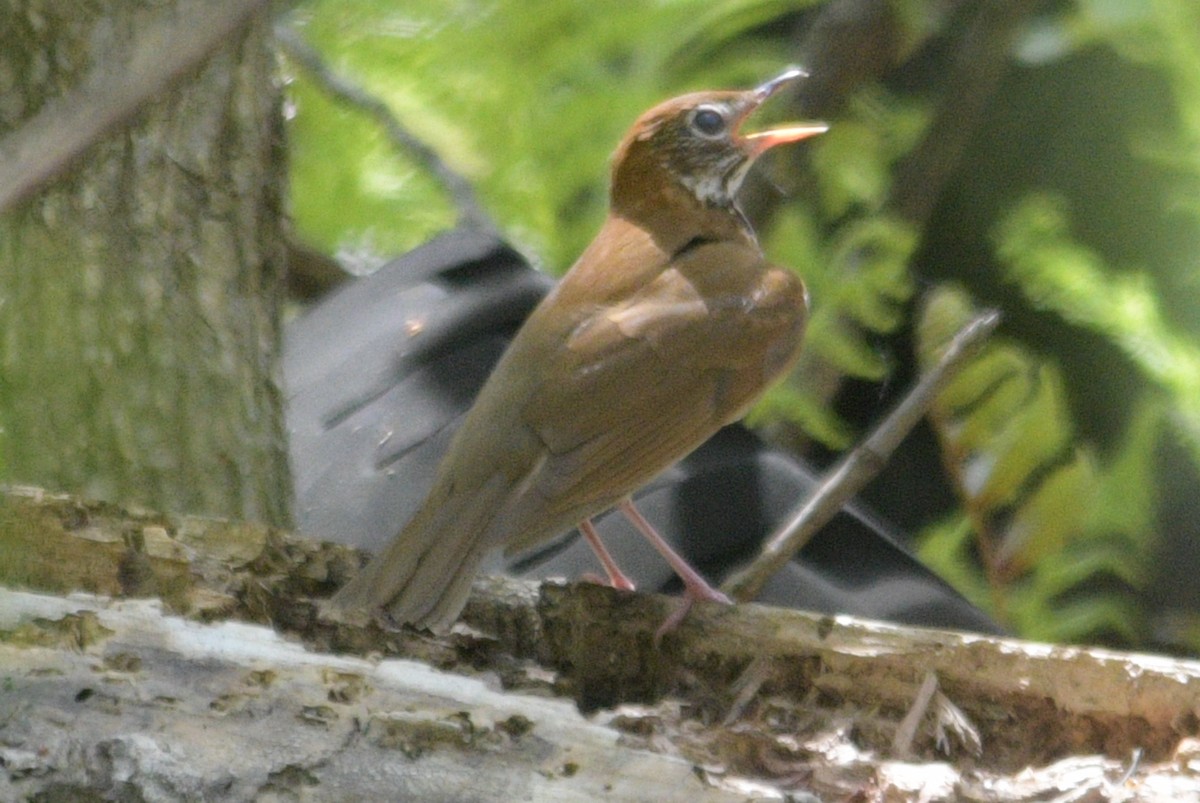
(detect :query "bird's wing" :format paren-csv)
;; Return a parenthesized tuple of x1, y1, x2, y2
(502, 240, 805, 554)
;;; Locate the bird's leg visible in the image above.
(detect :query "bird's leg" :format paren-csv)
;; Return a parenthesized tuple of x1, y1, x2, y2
(578, 518, 637, 591)
(619, 494, 729, 614)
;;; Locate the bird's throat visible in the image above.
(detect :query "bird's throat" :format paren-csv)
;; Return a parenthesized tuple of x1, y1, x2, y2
(613, 173, 755, 260)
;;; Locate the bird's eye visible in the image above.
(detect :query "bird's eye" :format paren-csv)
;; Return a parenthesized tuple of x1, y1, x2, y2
(689, 106, 727, 138)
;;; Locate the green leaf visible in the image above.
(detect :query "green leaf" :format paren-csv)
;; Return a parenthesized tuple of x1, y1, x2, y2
(971, 365, 1073, 512)
(812, 122, 889, 217)
(1012, 593, 1141, 645)
(1087, 401, 1162, 544)
(915, 514, 994, 615)
(997, 452, 1095, 570)
(995, 193, 1200, 467)
(1031, 537, 1145, 597)
(805, 314, 888, 380)
(748, 381, 855, 450)
(933, 348, 1033, 451)
(915, 285, 1156, 643)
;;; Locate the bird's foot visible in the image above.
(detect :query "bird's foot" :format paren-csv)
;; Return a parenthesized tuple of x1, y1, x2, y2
(654, 583, 732, 643)
(579, 571, 637, 592)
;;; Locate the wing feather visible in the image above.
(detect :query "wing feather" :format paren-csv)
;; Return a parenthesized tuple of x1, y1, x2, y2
(503, 241, 805, 554)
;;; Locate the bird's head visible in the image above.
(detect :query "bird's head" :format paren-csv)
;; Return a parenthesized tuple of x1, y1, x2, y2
(611, 69, 827, 220)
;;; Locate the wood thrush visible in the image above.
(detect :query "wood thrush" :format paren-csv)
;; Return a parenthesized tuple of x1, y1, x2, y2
(327, 69, 827, 632)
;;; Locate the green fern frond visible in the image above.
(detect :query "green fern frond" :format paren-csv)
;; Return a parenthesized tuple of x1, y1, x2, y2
(746, 381, 856, 450)
(996, 448, 1095, 570)
(1088, 402, 1162, 547)
(752, 106, 925, 433)
(1010, 590, 1142, 645)
(812, 122, 891, 217)
(811, 91, 930, 217)
(914, 514, 993, 614)
(759, 213, 918, 438)
(915, 285, 1159, 643)
(287, 0, 819, 269)
(995, 194, 1200, 466)
(1031, 537, 1146, 598)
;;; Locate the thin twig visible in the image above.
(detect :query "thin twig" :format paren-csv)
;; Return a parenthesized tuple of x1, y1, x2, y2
(274, 25, 494, 233)
(721, 310, 1000, 602)
(892, 670, 939, 757)
(0, 0, 271, 215)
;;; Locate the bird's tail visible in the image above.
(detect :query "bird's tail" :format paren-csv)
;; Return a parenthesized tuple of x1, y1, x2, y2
(324, 471, 509, 633)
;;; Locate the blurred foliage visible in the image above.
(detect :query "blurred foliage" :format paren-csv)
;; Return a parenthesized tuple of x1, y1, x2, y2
(286, 0, 821, 269)
(916, 285, 1160, 644)
(750, 89, 928, 449)
(282, 0, 1200, 650)
(996, 194, 1200, 465)
(749, 212, 918, 448)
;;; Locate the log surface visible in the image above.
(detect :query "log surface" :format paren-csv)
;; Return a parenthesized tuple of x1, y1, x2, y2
(2, 487, 1199, 800)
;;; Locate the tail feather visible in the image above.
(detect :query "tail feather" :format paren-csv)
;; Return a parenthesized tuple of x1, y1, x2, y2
(403, 540, 490, 632)
(326, 471, 509, 632)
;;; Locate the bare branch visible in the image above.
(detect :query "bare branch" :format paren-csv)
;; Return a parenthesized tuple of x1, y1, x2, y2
(0, 0, 272, 215)
(722, 310, 1000, 602)
(274, 25, 495, 233)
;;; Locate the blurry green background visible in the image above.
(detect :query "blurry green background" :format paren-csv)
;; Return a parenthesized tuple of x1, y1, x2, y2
(282, 0, 1200, 652)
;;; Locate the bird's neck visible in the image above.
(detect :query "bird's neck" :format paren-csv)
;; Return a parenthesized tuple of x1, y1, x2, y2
(543, 173, 760, 319)
(609, 151, 755, 256)
(538, 150, 762, 320)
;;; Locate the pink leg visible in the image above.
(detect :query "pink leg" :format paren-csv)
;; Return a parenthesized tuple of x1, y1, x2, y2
(579, 518, 636, 591)
(618, 499, 731, 635)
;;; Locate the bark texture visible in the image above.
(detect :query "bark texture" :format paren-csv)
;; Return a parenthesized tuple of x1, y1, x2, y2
(0, 1, 291, 526)
(2, 487, 1199, 801)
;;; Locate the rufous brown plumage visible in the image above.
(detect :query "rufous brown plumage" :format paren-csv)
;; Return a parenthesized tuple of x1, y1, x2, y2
(327, 69, 827, 632)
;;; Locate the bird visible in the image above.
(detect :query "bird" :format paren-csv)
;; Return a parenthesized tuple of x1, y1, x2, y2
(325, 68, 827, 633)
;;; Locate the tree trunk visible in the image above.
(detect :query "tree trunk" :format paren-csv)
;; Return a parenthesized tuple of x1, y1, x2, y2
(0, 1, 291, 526)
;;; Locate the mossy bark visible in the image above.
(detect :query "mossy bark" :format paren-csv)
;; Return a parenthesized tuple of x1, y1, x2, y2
(0, 1, 291, 526)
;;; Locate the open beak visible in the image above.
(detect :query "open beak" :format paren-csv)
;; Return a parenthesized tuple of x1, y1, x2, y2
(739, 68, 828, 156)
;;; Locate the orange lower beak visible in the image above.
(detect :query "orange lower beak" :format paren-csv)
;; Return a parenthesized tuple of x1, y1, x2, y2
(744, 121, 830, 155)
(740, 67, 828, 156)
